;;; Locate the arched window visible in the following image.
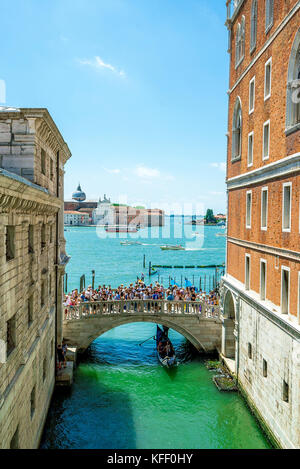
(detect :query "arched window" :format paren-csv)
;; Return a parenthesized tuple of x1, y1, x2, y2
(232, 98, 242, 161)
(250, 0, 257, 52)
(235, 17, 245, 67)
(265, 0, 274, 33)
(241, 16, 245, 58)
(235, 23, 241, 66)
(286, 29, 300, 131)
(233, 0, 240, 10)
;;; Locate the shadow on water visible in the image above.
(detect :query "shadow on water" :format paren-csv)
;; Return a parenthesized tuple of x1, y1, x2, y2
(164, 365, 178, 381)
(40, 367, 136, 449)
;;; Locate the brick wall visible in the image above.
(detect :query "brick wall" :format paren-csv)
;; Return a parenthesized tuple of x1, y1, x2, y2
(228, 4, 300, 181)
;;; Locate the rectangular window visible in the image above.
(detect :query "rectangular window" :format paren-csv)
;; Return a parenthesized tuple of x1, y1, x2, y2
(249, 77, 255, 114)
(261, 188, 268, 230)
(248, 132, 254, 167)
(7, 315, 16, 357)
(41, 281, 45, 308)
(28, 295, 34, 327)
(281, 267, 290, 315)
(6, 226, 15, 261)
(28, 225, 34, 254)
(283, 380, 289, 403)
(42, 357, 47, 382)
(41, 224, 46, 251)
(10, 426, 19, 449)
(30, 386, 36, 418)
(41, 149, 46, 175)
(50, 158, 54, 181)
(263, 359, 268, 378)
(248, 343, 252, 359)
(263, 120, 270, 160)
(246, 191, 252, 229)
(264, 58, 272, 100)
(282, 183, 292, 232)
(265, 0, 274, 33)
(260, 260, 267, 301)
(245, 255, 250, 291)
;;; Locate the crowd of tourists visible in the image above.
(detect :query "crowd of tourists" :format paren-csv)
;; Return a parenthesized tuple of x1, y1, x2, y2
(63, 280, 220, 309)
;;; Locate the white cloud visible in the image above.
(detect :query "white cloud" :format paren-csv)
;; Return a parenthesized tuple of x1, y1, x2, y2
(104, 167, 121, 174)
(210, 162, 226, 173)
(209, 191, 225, 196)
(78, 56, 126, 77)
(134, 165, 174, 182)
(134, 166, 161, 179)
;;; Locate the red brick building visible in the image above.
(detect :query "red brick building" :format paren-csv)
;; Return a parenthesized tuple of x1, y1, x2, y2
(222, 0, 300, 448)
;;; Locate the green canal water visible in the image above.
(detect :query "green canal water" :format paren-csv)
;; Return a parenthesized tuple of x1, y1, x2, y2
(41, 221, 272, 449)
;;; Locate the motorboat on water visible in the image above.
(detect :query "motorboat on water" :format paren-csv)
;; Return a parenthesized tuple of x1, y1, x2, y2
(120, 241, 142, 246)
(156, 326, 177, 368)
(160, 245, 185, 251)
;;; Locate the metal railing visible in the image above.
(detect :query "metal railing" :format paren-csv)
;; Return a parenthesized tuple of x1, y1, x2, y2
(64, 299, 220, 321)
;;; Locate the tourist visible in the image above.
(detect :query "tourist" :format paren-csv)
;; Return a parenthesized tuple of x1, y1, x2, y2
(63, 280, 220, 320)
(57, 344, 65, 370)
(62, 341, 68, 362)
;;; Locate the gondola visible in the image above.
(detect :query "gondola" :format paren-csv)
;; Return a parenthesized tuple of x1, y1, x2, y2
(156, 326, 177, 368)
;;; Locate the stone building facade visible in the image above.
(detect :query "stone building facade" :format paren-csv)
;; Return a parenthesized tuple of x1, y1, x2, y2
(0, 109, 71, 448)
(222, 0, 300, 448)
(64, 211, 89, 226)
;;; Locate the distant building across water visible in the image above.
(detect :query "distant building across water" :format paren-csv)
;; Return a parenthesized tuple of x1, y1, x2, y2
(64, 185, 165, 227)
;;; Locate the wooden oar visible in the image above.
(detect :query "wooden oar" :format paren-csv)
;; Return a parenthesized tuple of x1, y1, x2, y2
(138, 335, 156, 346)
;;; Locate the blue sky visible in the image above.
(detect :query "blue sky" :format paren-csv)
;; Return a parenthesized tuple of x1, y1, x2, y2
(1, 0, 228, 214)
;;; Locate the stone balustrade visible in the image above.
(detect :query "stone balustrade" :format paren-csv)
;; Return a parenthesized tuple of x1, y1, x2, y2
(64, 299, 220, 321)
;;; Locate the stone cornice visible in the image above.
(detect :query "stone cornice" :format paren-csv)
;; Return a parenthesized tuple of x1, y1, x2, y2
(228, 236, 300, 262)
(0, 108, 71, 164)
(0, 170, 61, 215)
(227, 152, 300, 190)
(222, 275, 300, 341)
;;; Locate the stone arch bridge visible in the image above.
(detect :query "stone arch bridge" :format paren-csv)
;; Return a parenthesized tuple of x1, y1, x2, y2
(63, 299, 222, 353)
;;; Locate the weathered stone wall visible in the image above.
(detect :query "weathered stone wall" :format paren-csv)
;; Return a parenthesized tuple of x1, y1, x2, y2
(221, 279, 300, 449)
(238, 297, 300, 449)
(0, 187, 58, 448)
(0, 109, 71, 449)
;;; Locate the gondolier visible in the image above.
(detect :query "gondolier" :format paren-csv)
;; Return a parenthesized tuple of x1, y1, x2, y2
(156, 326, 176, 368)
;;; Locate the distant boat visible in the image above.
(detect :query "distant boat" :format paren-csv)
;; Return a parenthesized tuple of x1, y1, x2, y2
(105, 225, 139, 233)
(149, 269, 158, 276)
(156, 326, 176, 368)
(216, 232, 226, 237)
(120, 241, 142, 246)
(160, 245, 185, 251)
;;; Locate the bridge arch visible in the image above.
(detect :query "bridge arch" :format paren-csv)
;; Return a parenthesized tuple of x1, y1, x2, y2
(221, 289, 236, 359)
(63, 314, 221, 354)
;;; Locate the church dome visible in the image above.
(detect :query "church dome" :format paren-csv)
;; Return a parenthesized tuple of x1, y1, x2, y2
(72, 183, 86, 202)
